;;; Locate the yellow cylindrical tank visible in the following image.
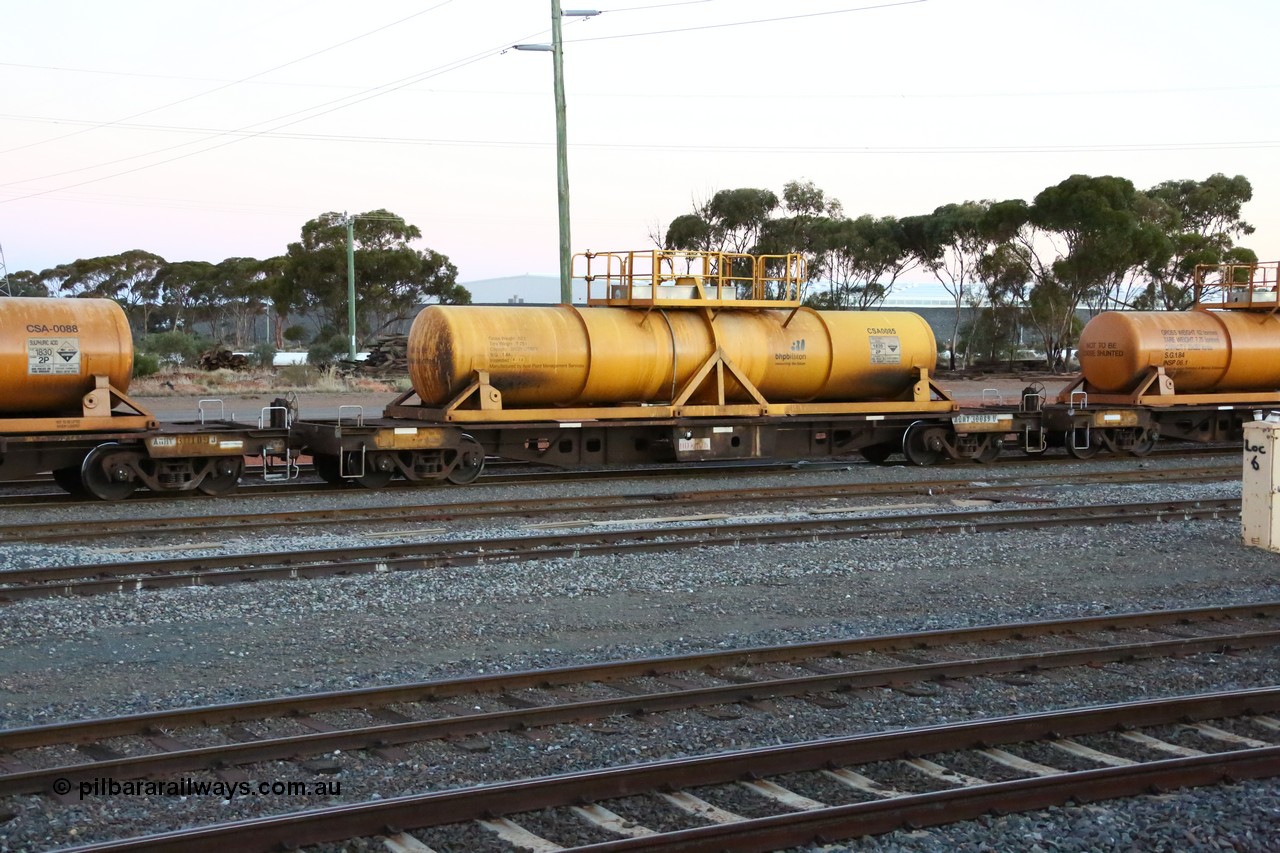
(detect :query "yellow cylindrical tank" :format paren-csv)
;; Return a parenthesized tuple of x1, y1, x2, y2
(1078, 310, 1280, 393)
(408, 305, 936, 407)
(0, 297, 133, 414)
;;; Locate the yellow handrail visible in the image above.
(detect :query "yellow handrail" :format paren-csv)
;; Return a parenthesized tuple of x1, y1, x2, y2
(575, 249, 805, 307)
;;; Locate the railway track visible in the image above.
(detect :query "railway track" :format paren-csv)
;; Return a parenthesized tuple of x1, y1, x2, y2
(0, 459, 852, 508)
(4, 605, 1276, 845)
(0, 495, 1242, 602)
(49, 687, 1280, 852)
(0, 443, 1238, 509)
(0, 463, 1239, 544)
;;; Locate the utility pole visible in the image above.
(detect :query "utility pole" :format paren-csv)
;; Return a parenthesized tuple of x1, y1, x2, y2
(345, 213, 357, 361)
(342, 211, 405, 362)
(515, 5, 599, 304)
(550, 0, 572, 304)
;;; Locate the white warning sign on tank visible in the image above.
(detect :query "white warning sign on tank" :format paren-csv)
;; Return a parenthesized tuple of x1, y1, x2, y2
(869, 335, 901, 364)
(28, 337, 81, 375)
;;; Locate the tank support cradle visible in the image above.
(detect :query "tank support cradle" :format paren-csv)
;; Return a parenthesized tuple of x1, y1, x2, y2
(0, 375, 159, 434)
(1057, 366, 1280, 408)
(385, 363, 956, 425)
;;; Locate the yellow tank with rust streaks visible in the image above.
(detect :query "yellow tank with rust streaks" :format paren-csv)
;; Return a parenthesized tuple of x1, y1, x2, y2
(408, 305, 936, 407)
(1078, 310, 1280, 393)
(0, 297, 133, 414)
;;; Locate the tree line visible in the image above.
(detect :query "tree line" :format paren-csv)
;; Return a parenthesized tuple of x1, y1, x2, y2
(7, 209, 469, 364)
(661, 173, 1256, 369)
(7, 175, 1258, 372)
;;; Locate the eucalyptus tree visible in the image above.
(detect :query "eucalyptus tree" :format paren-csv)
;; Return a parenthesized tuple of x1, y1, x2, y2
(983, 175, 1169, 367)
(41, 250, 166, 335)
(810, 214, 913, 309)
(283, 209, 467, 343)
(664, 188, 781, 290)
(1137, 173, 1256, 308)
(4, 270, 48, 297)
(755, 180, 843, 297)
(151, 260, 215, 333)
(901, 201, 994, 369)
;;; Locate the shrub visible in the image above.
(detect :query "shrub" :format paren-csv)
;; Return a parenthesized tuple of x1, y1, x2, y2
(252, 342, 277, 369)
(133, 352, 162, 377)
(307, 334, 349, 367)
(284, 324, 310, 344)
(142, 330, 204, 365)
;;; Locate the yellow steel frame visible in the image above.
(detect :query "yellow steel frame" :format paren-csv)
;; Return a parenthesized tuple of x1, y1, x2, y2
(0, 375, 158, 434)
(383, 362, 957, 424)
(1192, 260, 1280, 311)
(577, 249, 805, 309)
(1055, 367, 1280, 408)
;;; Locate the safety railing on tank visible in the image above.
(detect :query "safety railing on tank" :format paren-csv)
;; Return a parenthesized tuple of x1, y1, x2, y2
(198, 399, 226, 424)
(1193, 261, 1280, 310)
(576, 250, 805, 308)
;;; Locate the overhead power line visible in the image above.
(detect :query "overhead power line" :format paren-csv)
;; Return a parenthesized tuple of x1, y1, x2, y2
(0, 1, 457, 157)
(564, 0, 927, 42)
(0, 21, 556, 204)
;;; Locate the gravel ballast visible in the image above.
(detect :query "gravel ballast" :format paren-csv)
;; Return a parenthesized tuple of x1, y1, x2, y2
(0, 452, 1277, 851)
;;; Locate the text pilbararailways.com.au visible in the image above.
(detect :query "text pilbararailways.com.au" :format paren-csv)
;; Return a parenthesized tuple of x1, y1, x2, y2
(54, 776, 342, 801)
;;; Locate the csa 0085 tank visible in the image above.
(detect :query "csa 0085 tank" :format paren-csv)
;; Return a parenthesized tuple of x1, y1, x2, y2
(0, 297, 134, 414)
(408, 304, 937, 407)
(1077, 309, 1280, 393)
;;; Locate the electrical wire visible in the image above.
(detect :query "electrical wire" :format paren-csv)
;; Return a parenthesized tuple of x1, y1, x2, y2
(0, 3, 931, 202)
(564, 0, 927, 42)
(0, 1, 457, 157)
(0, 116, 1272, 158)
(0, 25, 552, 201)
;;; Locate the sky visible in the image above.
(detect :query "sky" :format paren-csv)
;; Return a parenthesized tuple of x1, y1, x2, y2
(1, 0, 1277, 285)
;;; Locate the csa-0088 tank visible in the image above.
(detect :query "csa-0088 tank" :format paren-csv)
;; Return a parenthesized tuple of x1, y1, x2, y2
(408, 304, 937, 407)
(0, 297, 134, 414)
(1077, 309, 1280, 393)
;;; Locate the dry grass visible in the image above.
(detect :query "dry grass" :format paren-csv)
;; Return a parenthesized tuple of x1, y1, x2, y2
(130, 366, 405, 396)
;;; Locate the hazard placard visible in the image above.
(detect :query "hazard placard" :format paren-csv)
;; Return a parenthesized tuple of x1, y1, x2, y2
(28, 337, 81, 375)
(869, 335, 901, 365)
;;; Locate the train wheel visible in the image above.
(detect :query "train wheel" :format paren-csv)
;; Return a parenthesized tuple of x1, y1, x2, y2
(52, 466, 85, 495)
(1064, 430, 1101, 460)
(974, 436, 1002, 464)
(1128, 429, 1157, 457)
(446, 437, 485, 485)
(902, 422, 946, 466)
(356, 453, 396, 489)
(859, 443, 896, 465)
(313, 454, 344, 485)
(80, 443, 137, 501)
(197, 457, 243, 495)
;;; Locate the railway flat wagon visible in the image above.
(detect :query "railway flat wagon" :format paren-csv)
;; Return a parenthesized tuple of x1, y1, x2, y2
(0, 297, 295, 499)
(290, 250, 961, 482)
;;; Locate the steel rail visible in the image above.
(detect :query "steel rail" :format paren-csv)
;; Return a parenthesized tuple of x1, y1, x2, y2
(0, 465, 1236, 544)
(0, 497, 1242, 600)
(0, 458, 870, 509)
(3, 628, 1275, 798)
(4, 601, 1271, 751)
(0, 444, 1239, 509)
(56, 688, 1280, 853)
(577, 749, 1280, 852)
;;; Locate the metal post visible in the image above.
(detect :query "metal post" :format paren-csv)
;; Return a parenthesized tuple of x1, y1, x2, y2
(551, 0, 572, 304)
(346, 213, 357, 361)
